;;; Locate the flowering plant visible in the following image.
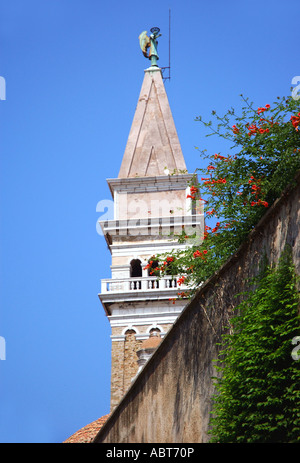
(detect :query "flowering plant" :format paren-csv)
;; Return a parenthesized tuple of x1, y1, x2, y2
(157, 95, 300, 296)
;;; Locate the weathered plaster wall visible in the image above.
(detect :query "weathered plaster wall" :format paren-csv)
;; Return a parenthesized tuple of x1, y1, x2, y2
(94, 174, 300, 443)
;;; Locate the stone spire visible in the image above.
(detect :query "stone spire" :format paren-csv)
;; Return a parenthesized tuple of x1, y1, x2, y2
(118, 67, 187, 178)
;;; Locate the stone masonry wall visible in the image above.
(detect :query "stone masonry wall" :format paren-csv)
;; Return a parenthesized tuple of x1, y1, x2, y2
(110, 332, 142, 412)
(110, 323, 174, 411)
(95, 173, 300, 443)
(123, 331, 141, 399)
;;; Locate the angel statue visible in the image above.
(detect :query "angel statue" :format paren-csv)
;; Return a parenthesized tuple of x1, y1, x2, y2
(139, 27, 162, 67)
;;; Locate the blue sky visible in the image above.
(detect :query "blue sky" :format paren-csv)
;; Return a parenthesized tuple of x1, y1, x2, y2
(0, 0, 299, 443)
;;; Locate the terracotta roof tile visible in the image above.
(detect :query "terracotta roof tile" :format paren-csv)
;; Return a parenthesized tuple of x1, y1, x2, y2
(63, 414, 109, 443)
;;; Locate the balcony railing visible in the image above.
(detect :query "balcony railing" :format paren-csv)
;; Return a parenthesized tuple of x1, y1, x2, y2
(100, 275, 180, 294)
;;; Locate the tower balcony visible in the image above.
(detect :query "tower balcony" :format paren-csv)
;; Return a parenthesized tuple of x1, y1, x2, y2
(100, 275, 181, 294)
(98, 275, 188, 316)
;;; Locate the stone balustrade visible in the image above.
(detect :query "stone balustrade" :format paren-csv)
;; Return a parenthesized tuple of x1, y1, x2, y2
(101, 275, 180, 294)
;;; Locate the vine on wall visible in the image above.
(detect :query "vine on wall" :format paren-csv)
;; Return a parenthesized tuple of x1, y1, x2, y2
(209, 248, 300, 443)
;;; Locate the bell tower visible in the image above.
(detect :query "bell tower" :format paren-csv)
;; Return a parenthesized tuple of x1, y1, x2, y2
(98, 32, 204, 411)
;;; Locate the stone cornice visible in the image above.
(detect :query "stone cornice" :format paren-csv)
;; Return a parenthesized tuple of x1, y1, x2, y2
(99, 214, 203, 236)
(106, 174, 195, 198)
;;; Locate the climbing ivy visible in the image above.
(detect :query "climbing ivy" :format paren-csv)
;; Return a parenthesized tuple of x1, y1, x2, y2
(209, 248, 300, 443)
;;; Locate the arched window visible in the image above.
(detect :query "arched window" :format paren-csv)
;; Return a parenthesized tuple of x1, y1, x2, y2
(149, 327, 161, 336)
(130, 259, 142, 277)
(124, 328, 137, 339)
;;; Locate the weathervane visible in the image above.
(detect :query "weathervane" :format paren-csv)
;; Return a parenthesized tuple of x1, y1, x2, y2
(139, 27, 162, 67)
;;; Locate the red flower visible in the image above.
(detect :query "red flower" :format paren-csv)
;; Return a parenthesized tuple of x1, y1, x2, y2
(257, 105, 270, 115)
(251, 199, 269, 208)
(206, 208, 216, 216)
(178, 291, 188, 298)
(291, 113, 300, 131)
(193, 250, 208, 259)
(177, 276, 186, 286)
(248, 123, 258, 136)
(193, 250, 201, 258)
(214, 154, 227, 160)
(212, 222, 221, 233)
